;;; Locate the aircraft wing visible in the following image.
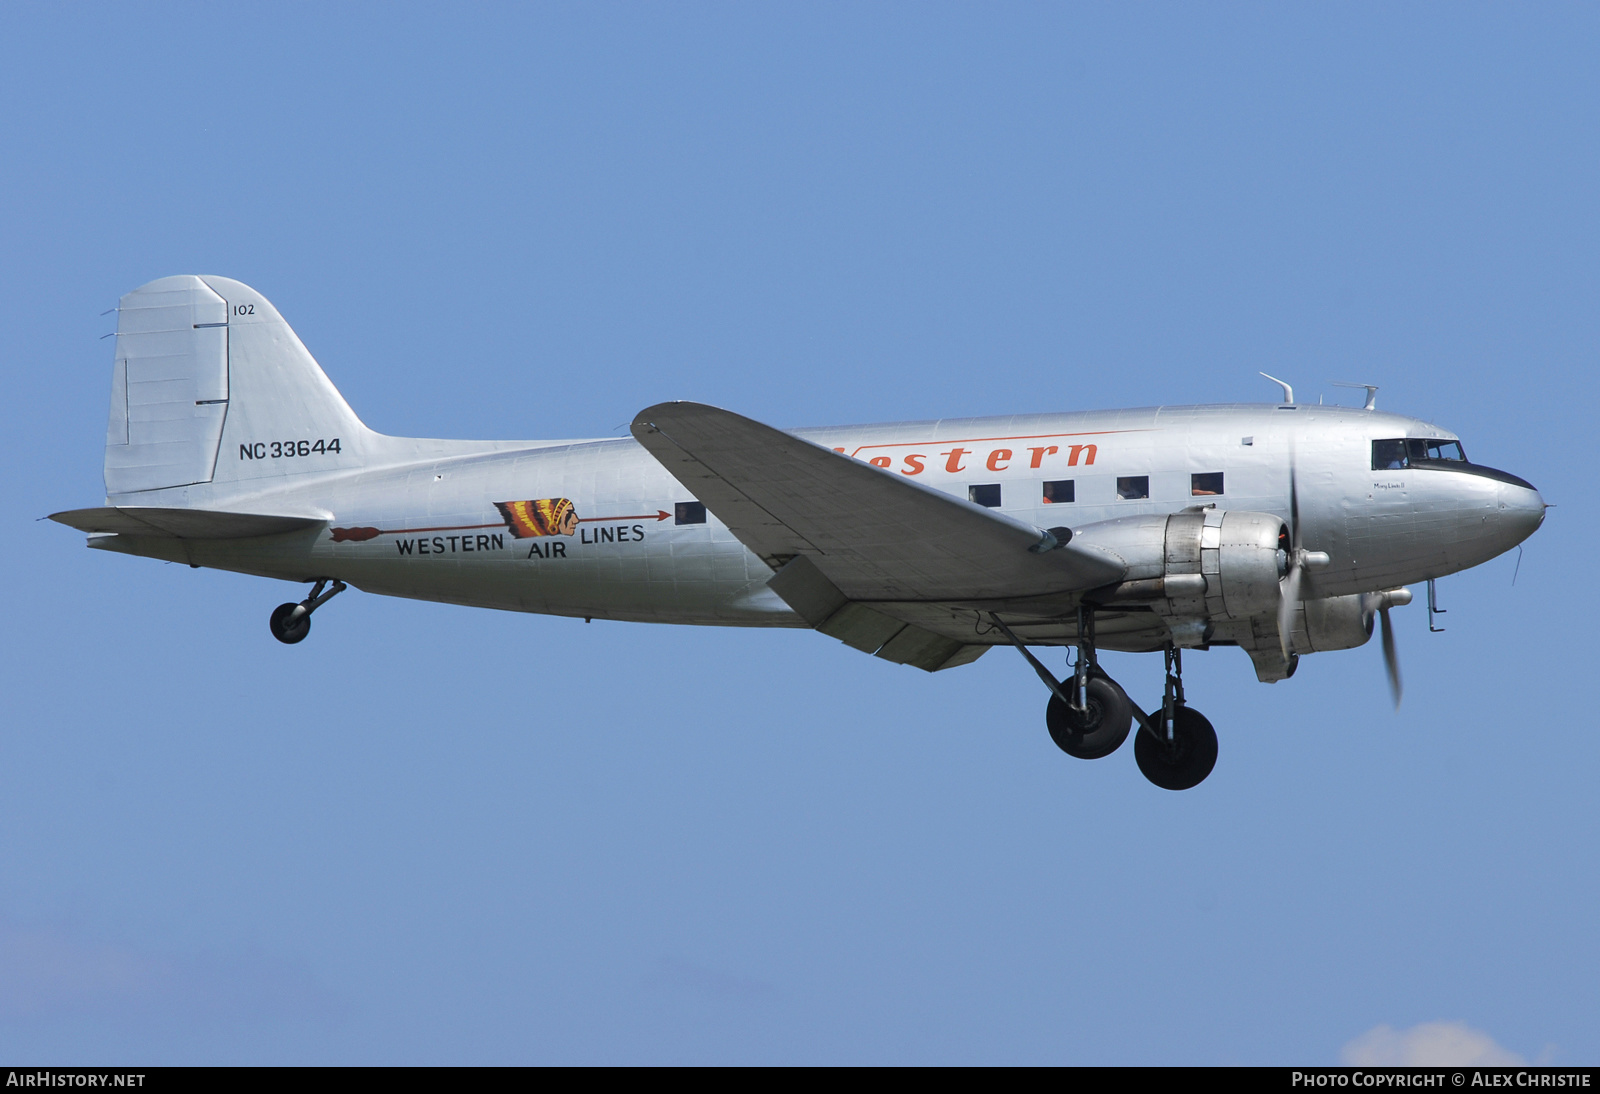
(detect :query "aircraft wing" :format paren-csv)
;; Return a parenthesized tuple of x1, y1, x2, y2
(49, 507, 326, 539)
(630, 401, 1124, 603)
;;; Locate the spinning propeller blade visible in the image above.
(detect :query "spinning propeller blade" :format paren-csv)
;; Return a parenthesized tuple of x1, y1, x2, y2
(1379, 605, 1402, 709)
(1278, 442, 1302, 661)
(1277, 560, 1301, 661)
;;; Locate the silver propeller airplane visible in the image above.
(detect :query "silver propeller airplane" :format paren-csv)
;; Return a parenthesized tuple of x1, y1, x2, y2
(53, 276, 1547, 789)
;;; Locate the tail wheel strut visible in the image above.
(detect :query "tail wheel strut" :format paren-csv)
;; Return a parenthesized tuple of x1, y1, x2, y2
(269, 579, 345, 645)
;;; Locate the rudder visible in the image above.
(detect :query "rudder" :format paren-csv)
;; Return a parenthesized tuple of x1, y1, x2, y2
(104, 275, 369, 500)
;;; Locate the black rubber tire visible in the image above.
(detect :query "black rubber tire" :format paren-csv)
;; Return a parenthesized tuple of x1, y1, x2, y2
(1134, 705, 1218, 790)
(269, 602, 311, 645)
(1046, 676, 1133, 759)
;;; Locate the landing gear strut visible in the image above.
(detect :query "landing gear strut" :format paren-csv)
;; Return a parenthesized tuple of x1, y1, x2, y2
(269, 578, 346, 645)
(991, 608, 1134, 760)
(1044, 608, 1132, 759)
(1132, 647, 1217, 791)
(992, 611, 1219, 790)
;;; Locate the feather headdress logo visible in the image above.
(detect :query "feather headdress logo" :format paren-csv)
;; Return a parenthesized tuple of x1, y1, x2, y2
(494, 498, 579, 538)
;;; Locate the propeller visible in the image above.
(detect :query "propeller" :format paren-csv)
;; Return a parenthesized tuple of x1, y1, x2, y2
(1277, 452, 1303, 662)
(1277, 438, 1331, 662)
(1379, 605, 1402, 707)
(1362, 588, 1411, 709)
(1278, 432, 1407, 708)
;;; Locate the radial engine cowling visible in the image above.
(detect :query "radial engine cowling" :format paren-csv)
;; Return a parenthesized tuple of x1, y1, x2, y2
(1073, 507, 1288, 622)
(1296, 595, 1375, 652)
(1292, 590, 1413, 653)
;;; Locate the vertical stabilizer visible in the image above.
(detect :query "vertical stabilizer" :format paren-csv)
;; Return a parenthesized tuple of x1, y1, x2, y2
(104, 275, 370, 501)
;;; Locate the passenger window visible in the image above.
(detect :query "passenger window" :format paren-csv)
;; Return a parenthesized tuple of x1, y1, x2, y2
(1191, 472, 1223, 496)
(1042, 479, 1074, 504)
(1117, 476, 1149, 500)
(675, 501, 707, 525)
(969, 484, 1002, 508)
(1372, 440, 1408, 470)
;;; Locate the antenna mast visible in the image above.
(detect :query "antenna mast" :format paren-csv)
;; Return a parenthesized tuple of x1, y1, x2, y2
(1332, 381, 1379, 410)
(1258, 372, 1294, 404)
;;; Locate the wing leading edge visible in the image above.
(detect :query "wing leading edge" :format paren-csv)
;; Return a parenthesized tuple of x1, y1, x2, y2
(630, 402, 1126, 669)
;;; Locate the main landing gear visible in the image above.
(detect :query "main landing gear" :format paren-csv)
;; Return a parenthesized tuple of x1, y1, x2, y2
(269, 578, 346, 645)
(1042, 608, 1131, 760)
(990, 609, 1218, 791)
(1131, 646, 1217, 791)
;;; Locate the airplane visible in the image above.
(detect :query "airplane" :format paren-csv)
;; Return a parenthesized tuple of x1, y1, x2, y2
(51, 275, 1547, 790)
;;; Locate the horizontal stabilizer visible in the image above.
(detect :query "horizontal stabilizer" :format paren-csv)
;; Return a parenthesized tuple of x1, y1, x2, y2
(49, 507, 326, 539)
(631, 402, 1124, 602)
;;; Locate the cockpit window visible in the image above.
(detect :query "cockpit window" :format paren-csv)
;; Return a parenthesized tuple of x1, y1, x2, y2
(1372, 439, 1409, 470)
(1372, 438, 1469, 470)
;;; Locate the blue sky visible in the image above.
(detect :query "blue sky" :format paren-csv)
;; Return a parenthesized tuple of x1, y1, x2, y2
(1, 2, 1595, 1064)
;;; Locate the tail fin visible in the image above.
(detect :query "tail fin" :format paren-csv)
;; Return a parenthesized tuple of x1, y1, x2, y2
(104, 275, 368, 499)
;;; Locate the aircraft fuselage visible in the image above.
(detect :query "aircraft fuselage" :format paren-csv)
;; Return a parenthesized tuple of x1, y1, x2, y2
(97, 402, 1544, 643)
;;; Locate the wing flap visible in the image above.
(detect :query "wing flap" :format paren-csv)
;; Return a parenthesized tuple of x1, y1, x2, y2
(631, 402, 1124, 602)
(766, 554, 989, 672)
(874, 625, 971, 672)
(50, 507, 326, 539)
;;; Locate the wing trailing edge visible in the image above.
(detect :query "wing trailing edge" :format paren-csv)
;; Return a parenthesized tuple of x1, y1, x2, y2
(768, 555, 988, 672)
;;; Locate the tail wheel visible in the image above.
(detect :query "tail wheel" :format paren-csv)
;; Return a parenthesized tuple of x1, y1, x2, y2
(269, 602, 311, 645)
(1046, 676, 1133, 759)
(1134, 706, 1218, 790)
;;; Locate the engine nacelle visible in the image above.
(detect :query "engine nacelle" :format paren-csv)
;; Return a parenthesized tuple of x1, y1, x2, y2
(1298, 594, 1375, 652)
(1295, 588, 1409, 652)
(1069, 509, 1403, 672)
(1074, 507, 1288, 623)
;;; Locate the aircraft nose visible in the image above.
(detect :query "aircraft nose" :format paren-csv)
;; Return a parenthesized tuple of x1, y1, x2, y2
(1497, 479, 1547, 545)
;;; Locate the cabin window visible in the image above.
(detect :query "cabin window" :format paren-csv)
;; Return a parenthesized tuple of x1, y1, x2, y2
(1117, 476, 1149, 500)
(675, 501, 707, 525)
(969, 484, 1002, 508)
(1042, 479, 1074, 504)
(1191, 472, 1224, 496)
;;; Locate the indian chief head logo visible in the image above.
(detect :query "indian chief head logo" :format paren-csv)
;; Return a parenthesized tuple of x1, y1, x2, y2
(494, 498, 579, 538)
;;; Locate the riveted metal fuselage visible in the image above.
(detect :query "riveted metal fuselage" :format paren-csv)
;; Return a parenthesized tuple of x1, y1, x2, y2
(97, 404, 1545, 639)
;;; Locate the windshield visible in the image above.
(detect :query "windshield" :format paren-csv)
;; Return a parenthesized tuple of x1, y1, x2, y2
(1372, 438, 1468, 470)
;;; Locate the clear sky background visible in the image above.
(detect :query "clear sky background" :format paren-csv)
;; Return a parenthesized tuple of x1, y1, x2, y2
(1, 2, 1595, 1065)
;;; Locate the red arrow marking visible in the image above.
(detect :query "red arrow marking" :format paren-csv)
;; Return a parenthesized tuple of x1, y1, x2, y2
(579, 511, 672, 523)
(331, 521, 502, 542)
(331, 511, 671, 541)
(385, 521, 505, 534)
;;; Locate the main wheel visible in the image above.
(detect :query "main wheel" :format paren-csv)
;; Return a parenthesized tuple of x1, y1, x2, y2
(269, 602, 311, 645)
(1046, 676, 1133, 759)
(1134, 706, 1218, 790)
